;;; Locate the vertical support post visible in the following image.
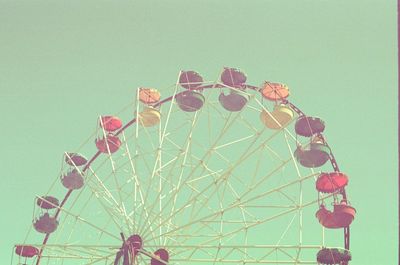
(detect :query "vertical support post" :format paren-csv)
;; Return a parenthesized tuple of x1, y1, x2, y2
(344, 226, 350, 250)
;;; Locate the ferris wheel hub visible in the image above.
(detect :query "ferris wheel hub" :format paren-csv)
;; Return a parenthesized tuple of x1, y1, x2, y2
(126, 234, 143, 253)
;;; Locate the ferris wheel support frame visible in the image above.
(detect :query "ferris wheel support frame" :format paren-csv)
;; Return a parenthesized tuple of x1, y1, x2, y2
(27, 79, 351, 265)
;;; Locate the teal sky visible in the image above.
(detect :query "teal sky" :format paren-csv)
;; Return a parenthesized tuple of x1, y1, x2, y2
(0, 0, 397, 264)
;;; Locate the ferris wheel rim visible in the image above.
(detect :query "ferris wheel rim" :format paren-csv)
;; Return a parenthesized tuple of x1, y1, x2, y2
(15, 69, 352, 265)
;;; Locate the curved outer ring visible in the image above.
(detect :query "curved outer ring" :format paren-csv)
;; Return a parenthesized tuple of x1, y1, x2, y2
(35, 83, 350, 264)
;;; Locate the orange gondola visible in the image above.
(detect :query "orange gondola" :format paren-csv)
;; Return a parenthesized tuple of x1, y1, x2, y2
(139, 88, 161, 104)
(261, 82, 290, 101)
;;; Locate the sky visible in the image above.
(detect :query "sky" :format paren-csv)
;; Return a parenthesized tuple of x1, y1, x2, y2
(0, 0, 397, 264)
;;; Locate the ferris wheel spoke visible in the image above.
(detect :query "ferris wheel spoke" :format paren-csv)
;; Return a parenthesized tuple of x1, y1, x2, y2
(274, 213, 298, 247)
(235, 172, 318, 212)
(136, 109, 205, 235)
(121, 130, 158, 233)
(283, 131, 307, 246)
(141, 107, 265, 240)
(213, 133, 255, 151)
(171, 231, 306, 264)
(141, 171, 230, 241)
(133, 76, 182, 239)
(159, 75, 182, 147)
(61, 177, 138, 242)
(224, 180, 259, 227)
(140, 167, 220, 240)
(238, 158, 292, 201)
(84, 254, 116, 265)
(126, 106, 175, 239)
(258, 246, 300, 265)
(202, 127, 293, 203)
(132, 132, 165, 225)
(80, 152, 142, 234)
(283, 132, 303, 179)
(147, 123, 289, 241)
(171, 223, 240, 257)
(133, 144, 170, 244)
(276, 189, 297, 205)
(277, 247, 299, 262)
(212, 195, 333, 244)
(85, 167, 134, 234)
(98, 123, 134, 235)
(145, 172, 320, 243)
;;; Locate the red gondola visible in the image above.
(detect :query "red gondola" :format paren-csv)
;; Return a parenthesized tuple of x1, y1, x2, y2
(179, 71, 203, 90)
(333, 203, 357, 228)
(220, 67, 247, 87)
(151, 248, 169, 265)
(219, 89, 249, 112)
(316, 203, 356, 229)
(95, 135, 121, 154)
(65, 153, 87, 167)
(295, 116, 325, 137)
(61, 169, 84, 190)
(33, 213, 58, 234)
(36, 196, 59, 209)
(15, 245, 39, 258)
(176, 91, 205, 112)
(100, 116, 122, 132)
(316, 172, 348, 193)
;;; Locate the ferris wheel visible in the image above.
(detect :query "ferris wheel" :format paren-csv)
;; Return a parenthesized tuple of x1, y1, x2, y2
(13, 68, 356, 265)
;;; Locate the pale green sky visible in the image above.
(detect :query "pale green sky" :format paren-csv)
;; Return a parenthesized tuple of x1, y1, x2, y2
(0, 1, 397, 264)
